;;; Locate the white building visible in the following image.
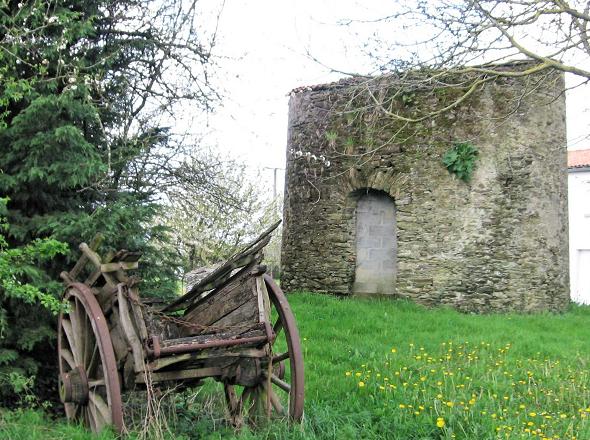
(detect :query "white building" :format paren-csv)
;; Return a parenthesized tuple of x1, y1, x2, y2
(569, 149, 590, 304)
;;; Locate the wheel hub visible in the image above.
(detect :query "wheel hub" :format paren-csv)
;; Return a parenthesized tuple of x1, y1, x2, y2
(59, 366, 89, 404)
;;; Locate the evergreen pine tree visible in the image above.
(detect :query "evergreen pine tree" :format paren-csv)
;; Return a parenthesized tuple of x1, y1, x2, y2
(0, 0, 218, 404)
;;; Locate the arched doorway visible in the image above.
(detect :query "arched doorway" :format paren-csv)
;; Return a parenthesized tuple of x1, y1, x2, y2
(352, 190, 397, 295)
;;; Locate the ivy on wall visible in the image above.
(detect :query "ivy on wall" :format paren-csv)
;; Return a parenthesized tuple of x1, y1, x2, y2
(442, 142, 479, 182)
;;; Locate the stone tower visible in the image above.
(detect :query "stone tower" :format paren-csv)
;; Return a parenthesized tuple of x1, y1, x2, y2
(281, 63, 569, 313)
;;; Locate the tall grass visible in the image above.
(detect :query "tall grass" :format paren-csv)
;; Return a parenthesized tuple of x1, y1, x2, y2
(2, 294, 589, 439)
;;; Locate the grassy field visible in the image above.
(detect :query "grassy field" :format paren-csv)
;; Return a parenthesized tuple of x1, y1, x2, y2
(2, 293, 590, 439)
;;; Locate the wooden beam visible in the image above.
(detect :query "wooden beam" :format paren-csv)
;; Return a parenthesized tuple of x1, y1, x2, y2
(100, 261, 139, 273)
(116, 287, 145, 373)
(135, 367, 222, 384)
(79, 243, 102, 270)
(69, 235, 103, 280)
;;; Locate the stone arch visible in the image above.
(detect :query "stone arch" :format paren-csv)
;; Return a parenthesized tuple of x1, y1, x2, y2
(349, 188, 397, 295)
(343, 168, 410, 203)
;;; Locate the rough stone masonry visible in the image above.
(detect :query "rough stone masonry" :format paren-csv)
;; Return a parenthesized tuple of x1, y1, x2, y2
(280, 63, 569, 313)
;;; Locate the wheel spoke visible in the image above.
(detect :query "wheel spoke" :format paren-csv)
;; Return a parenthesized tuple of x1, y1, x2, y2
(272, 352, 289, 363)
(86, 406, 98, 433)
(61, 320, 81, 365)
(270, 374, 291, 393)
(86, 341, 99, 377)
(82, 316, 92, 367)
(88, 379, 105, 387)
(89, 391, 112, 425)
(60, 349, 76, 369)
(272, 317, 283, 338)
(69, 303, 85, 359)
(64, 403, 77, 419)
(77, 299, 93, 369)
(269, 389, 286, 416)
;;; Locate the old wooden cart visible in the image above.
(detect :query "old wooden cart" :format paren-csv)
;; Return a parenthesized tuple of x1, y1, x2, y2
(57, 222, 303, 433)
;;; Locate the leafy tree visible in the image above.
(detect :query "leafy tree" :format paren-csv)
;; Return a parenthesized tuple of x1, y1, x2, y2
(0, 197, 67, 404)
(161, 154, 281, 277)
(0, 0, 222, 404)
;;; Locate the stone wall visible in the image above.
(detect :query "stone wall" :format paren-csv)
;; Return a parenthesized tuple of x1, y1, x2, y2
(281, 65, 569, 313)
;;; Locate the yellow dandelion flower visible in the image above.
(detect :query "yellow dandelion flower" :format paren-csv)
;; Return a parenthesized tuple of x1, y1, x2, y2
(358, 381, 365, 388)
(436, 417, 445, 428)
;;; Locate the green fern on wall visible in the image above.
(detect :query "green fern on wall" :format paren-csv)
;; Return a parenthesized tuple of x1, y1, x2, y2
(442, 142, 479, 182)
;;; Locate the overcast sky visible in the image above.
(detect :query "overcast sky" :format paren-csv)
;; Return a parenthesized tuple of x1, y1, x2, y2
(199, 0, 590, 197)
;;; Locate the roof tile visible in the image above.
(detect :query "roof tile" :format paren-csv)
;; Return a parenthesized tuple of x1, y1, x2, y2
(568, 149, 590, 168)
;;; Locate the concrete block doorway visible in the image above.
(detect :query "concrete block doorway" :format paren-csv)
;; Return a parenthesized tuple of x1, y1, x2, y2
(352, 190, 397, 295)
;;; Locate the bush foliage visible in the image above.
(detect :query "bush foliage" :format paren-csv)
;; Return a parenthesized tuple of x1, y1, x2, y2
(0, 0, 220, 404)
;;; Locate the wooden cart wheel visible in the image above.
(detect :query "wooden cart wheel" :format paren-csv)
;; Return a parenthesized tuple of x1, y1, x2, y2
(58, 283, 124, 433)
(224, 274, 304, 426)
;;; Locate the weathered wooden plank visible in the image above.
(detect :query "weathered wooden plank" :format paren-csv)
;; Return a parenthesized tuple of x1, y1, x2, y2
(147, 353, 193, 371)
(97, 284, 118, 312)
(60, 271, 75, 284)
(147, 351, 256, 371)
(77, 244, 119, 289)
(79, 243, 102, 269)
(100, 261, 139, 272)
(159, 328, 265, 348)
(116, 288, 144, 372)
(163, 255, 260, 312)
(184, 264, 253, 314)
(147, 348, 268, 372)
(108, 316, 129, 367)
(135, 367, 223, 384)
(205, 295, 259, 335)
(128, 287, 148, 342)
(182, 274, 256, 336)
(84, 268, 103, 287)
(163, 220, 280, 313)
(256, 276, 271, 326)
(69, 235, 103, 280)
(84, 251, 115, 287)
